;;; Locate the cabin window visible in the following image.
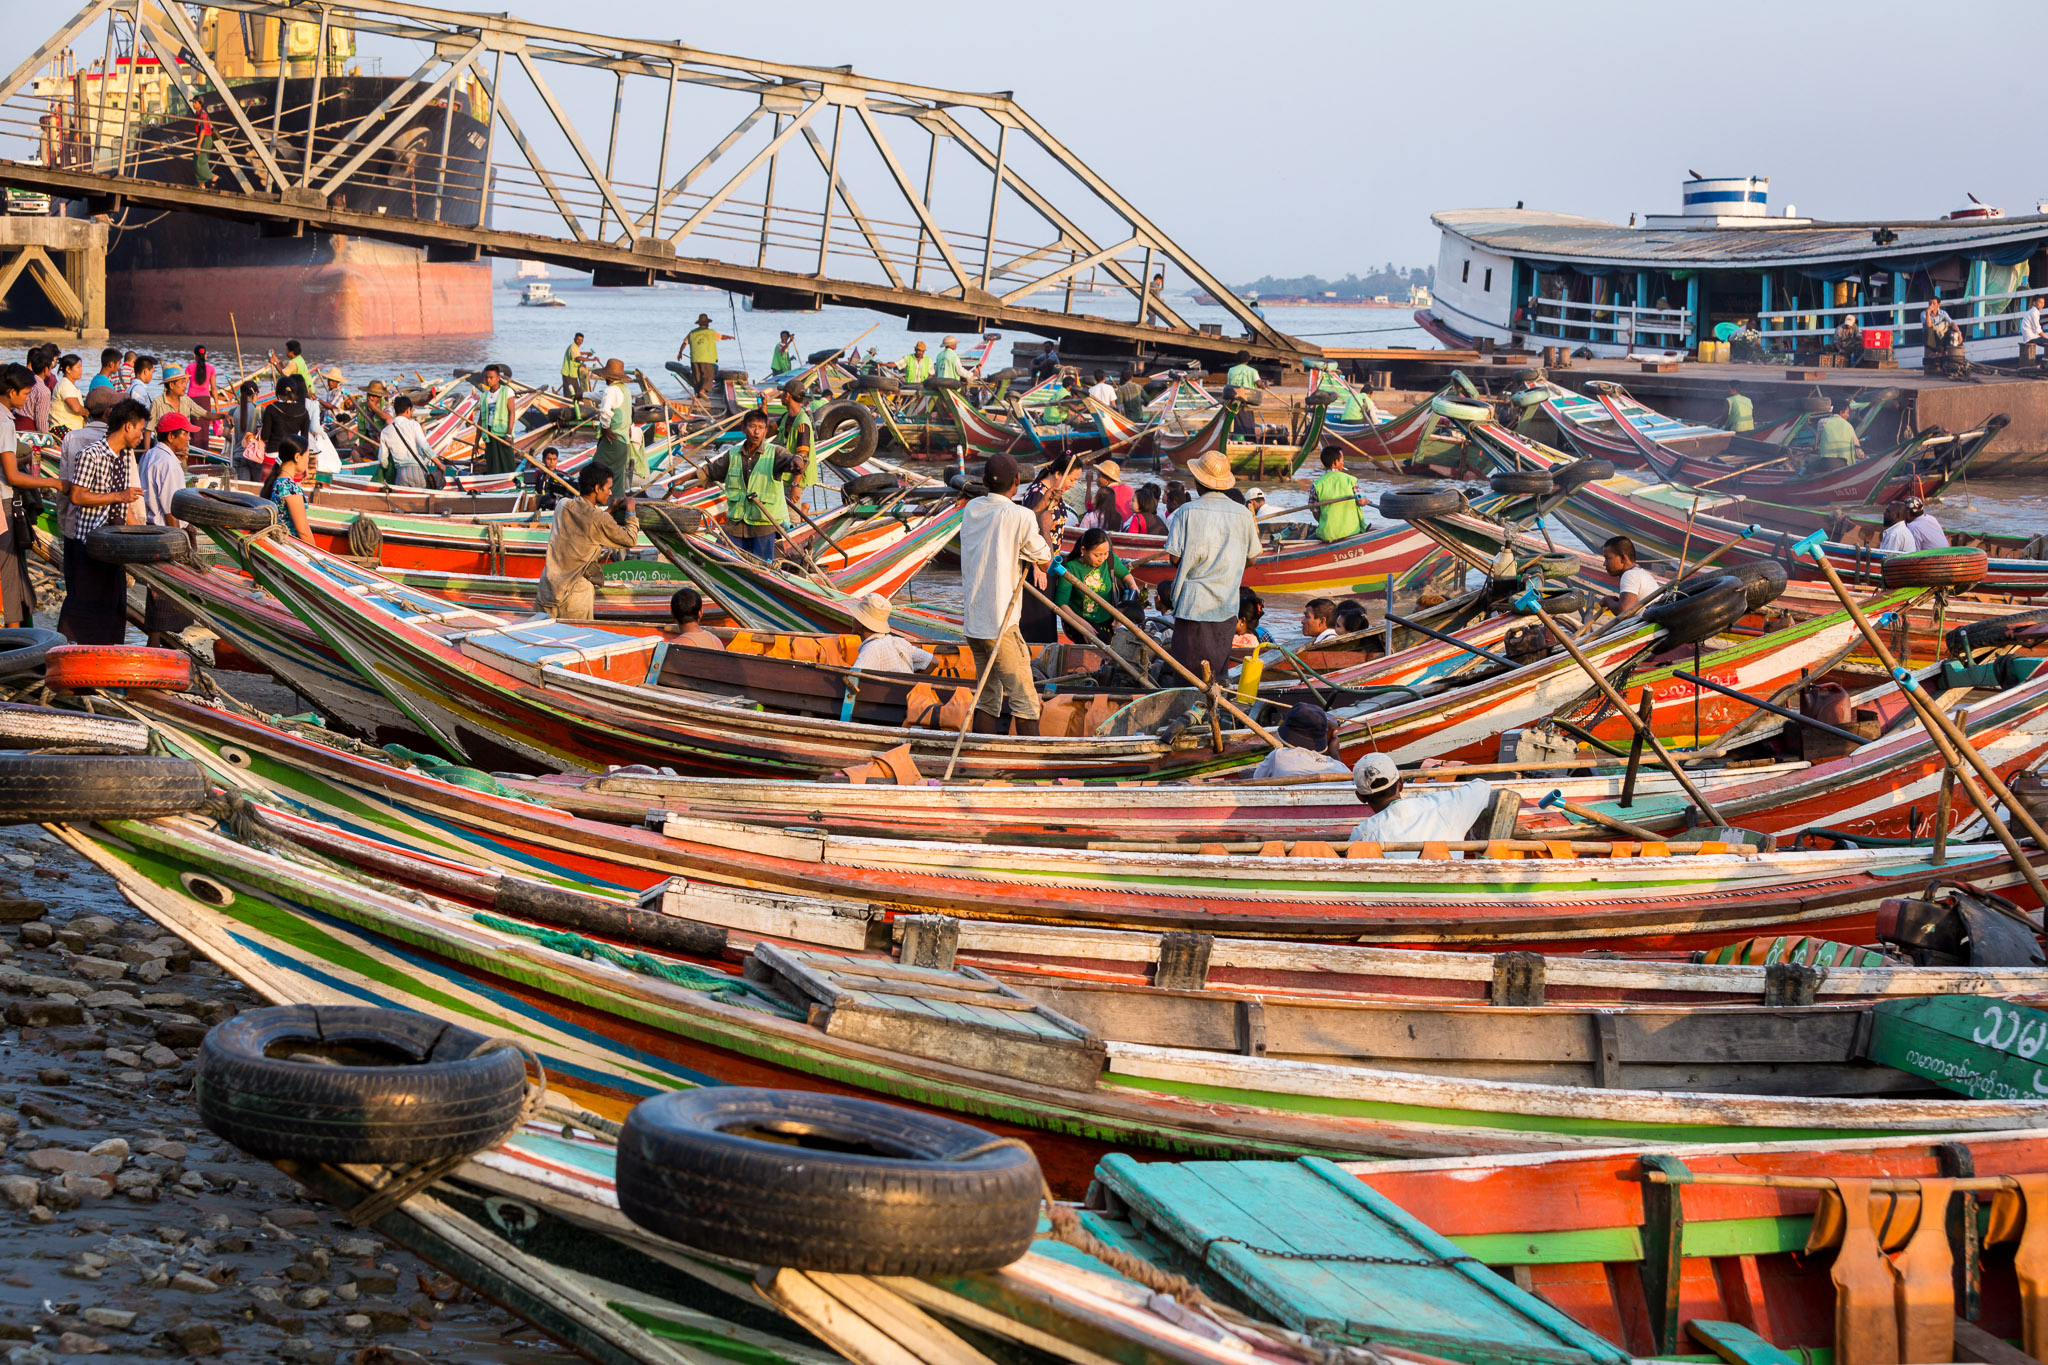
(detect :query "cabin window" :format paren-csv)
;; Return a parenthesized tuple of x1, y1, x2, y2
(1461, 260, 1470, 283)
(1483, 268, 1493, 292)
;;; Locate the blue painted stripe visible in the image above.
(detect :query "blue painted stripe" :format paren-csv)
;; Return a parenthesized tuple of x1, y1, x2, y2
(1683, 190, 1768, 205)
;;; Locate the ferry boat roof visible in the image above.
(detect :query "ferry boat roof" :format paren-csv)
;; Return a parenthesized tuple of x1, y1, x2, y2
(1433, 207, 2048, 271)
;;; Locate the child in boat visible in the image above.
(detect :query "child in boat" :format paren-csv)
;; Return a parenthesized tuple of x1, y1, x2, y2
(1127, 483, 1168, 535)
(1248, 703, 1348, 781)
(668, 588, 724, 650)
(1601, 535, 1659, 615)
(1234, 589, 1274, 647)
(1051, 529, 1139, 640)
(850, 593, 933, 675)
(1347, 753, 1492, 859)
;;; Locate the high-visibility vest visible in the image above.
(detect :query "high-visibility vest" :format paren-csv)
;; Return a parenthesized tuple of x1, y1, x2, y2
(1815, 415, 1857, 464)
(478, 387, 510, 436)
(725, 441, 788, 525)
(933, 347, 964, 379)
(1314, 468, 1363, 542)
(1725, 394, 1753, 432)
(902, 353, 933, 383)
(779, 411, 816, 489)
(603, 383, 631, 437)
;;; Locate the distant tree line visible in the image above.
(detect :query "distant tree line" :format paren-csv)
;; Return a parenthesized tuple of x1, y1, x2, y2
(1232, 264, 1436, 299)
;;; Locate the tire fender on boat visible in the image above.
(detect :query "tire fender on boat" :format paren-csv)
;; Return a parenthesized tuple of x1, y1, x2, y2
(616, 1087, 1041, 1276)
(85, 524, 196, 566)
(1378, 486, 1467, 521)
(1645, 575, 1749, 647)
(818, 401, 882, 469)
(0, 752, 208, 823)
(1432, 395, 1492, 423)
(46, 645, 194, 693)
(1881, 546, 1989, 590)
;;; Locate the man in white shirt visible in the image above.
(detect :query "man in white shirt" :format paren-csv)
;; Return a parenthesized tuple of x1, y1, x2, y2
(1164, 450, 1260, 685)
(850, 593, 935, 675)
(1087, 371, 1118, 409)
(960, 453, 1051, 735)
(1248, 704, 1349, 781)
(2020, 296, 2045, 348)
(1347, 753, 1493, 858)
(1601, 535, 1660, 614)
(376, 395, 438, 487)
(1879, 500, 1918, 554)
(1300, 598, 1340, 645)
(1903, 495, 1948, 550)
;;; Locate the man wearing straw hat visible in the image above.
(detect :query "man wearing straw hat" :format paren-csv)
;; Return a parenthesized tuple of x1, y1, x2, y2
(1164, 449, 1258, 688)
(850, 593, 934, 675)
(933, 335, 969, 383)
(679, 313, 733, 398)
(593, 358, 635, 490)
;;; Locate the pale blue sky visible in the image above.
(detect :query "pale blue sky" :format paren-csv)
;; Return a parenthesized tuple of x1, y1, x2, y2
(6, 0, 2039, 283)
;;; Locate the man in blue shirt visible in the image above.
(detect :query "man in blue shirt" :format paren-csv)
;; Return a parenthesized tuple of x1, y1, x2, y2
(1163, 450, 1259, 686)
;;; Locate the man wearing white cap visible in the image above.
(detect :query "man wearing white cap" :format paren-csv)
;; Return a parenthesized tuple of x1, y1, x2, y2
(851, 594, 934, 675)
(1347, 754, 1493, 858)
(933, 336, 968, 383)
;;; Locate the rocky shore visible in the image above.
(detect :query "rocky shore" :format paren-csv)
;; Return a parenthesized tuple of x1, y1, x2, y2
(0, 822, 573, 1364)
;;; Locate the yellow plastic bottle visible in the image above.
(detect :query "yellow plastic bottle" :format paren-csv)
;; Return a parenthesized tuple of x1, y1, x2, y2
(1236, 645, 1264, 702)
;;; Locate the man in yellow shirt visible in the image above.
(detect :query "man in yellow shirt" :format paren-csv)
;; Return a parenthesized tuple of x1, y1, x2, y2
(1225, 350, 1262, 443)
(677, 312, 732, 402)
(1311, 448, 1363, 542)
(901, 341, 933, 384)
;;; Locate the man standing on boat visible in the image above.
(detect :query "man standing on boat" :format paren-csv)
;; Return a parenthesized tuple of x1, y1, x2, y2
(696, 407, 804, 563)
(934, 336, 969, 383)
(1225, 352, 1262, 444)
(1723, 381, 1753, 433)
(899, 341, 933, 385)
(1810, 397, 1860, 469)
(778, 381, 818, 510)
(476, 364, 518, 476)
(680, 314, 733, 402)
(593, 359, 635, 492)
(537, 464, 638, 622)
(561, 333, 595, 400)
(1311, 448, 1364, 543)
(1164, 450, 1259, 687)
(961, 453, 1050, 736)
(771, 332, 798, 377)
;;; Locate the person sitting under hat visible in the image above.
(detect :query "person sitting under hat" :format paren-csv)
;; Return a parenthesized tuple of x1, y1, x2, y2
(1347, 753, 1494, 858)
(1904, 495, 1948, 550)
(355, 379, 392, 457)
(316, 366, 354, 420)
(1094, 459, 1136, 524)
(850, 593, 934, 674)
(1249, 703, 1349, 781)
(689, 408, 805, 563)
(679, 313, 733, 401)
(669, 588, 725, 650)
(1164, 449, 1260, 686)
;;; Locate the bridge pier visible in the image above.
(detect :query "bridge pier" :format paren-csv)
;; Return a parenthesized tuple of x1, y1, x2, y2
(0, 215, 107, 342)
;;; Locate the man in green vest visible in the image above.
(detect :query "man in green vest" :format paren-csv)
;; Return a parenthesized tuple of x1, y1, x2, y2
(701, 408, 804, 563)
(560, 333, 593, 400)
(778, 381, 817, 509)
(1810, 396, 1860, 469)
(1723, 381, 1753, 433)
(592, 358, 635, 490)
(933, 335, 968, 382)
(1311, 447, 1364, 542)
(900, 341, 933, 385)
(475, 364, 517, 475)
(678, 312, 732, 404)
(1225, 350, 1262, 442)
(771, 331, 797, 377)
(1042, 373, 1075, 426)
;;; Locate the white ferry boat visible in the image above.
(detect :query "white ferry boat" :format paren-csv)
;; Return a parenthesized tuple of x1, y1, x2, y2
(1418, 176, 2048, 367)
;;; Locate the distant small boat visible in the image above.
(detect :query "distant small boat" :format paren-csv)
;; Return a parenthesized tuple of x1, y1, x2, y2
(1945, 192, 2004, 221)
(520, 282, 566, 307)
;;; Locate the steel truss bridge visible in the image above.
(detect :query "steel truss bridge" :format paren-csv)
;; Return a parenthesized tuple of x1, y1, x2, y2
(0, 0, 1307, 366)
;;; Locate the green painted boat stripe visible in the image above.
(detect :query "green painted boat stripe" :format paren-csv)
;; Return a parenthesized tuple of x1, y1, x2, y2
(1447, 1227, 1643, 1266)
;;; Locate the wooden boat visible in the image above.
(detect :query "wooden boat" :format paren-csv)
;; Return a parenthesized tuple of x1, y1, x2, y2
(936, 388, 1105, 457)
(1068, 515, 1456, 597)
(128, 692, 2048, 1004)
(1099, 1126, 2048, 1365)
(61, 816, 2048, 1169)
(1326, 379, 1475, 465)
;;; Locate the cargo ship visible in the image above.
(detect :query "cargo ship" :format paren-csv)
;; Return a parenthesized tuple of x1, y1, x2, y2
(28, 8, 491, 339)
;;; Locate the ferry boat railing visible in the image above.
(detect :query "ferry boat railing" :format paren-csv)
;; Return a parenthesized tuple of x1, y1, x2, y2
(1528, 298, 1692, 349)
(1760, 284, 2041, 348)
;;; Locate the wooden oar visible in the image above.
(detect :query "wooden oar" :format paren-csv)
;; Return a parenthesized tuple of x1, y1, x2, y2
(1537, 789, 1660, 841)
(1383, 611, 1516, 668)
(1790, 530, 2048, 913)
(1511, 584, 1728, 825)
(1053, 565, 1282, 750)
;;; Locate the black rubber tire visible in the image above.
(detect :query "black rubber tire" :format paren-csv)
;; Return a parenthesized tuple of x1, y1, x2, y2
(1644, 575, 1748, 646)
(518, 406, 555, 432)
(615, 1088, 1041, 1275)
(1490, 470, 1555, 496)
(637, 502, 705, 536)
(806, 348, 842, 366)
(838, 472, 901, 501)
(1532, 589, 1586, 615)
(0, 627, 62, 676)
(984, 368, 1026, 384)
(664, 360, 693, 381)
(86, 524, 192, 566)
(1554, 458, 1616, 489)
(1947, 607, 2048, 656)
(1798, 396, 1832, 415)
(853, 372, 900, 395)
(1378, 487, 1466, 520)
(172, 488, 274, 531)
(197, 1005, 528, 1165)
(817, 401, 881, 469)
(1305, 390, 1336, 408)
(0, 753, 209, 823)
(923, 376, 965, 392)
(716, 368, 747, 382)
(0, 704, 148, 754)
(1883, 546, 1988, 589)
(1718, 558, 1789, 610)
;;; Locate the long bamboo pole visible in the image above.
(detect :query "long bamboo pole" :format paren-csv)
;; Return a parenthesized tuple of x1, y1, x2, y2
(941, 577, 1021, 781)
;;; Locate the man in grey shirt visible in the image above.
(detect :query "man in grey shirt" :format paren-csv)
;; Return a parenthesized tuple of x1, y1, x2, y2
(1162, 450, 1258, 687)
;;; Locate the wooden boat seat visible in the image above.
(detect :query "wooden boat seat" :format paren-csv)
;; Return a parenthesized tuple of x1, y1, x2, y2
(460, 619, 658, 685)
(746, 943, 1105, 1089)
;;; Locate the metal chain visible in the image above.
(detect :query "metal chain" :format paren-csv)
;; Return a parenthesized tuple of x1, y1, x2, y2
(1202, 1237, 1480, 1270)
